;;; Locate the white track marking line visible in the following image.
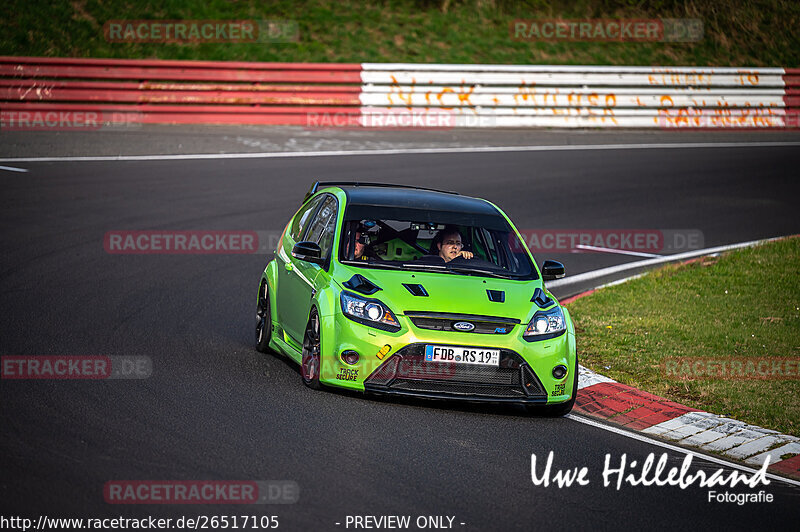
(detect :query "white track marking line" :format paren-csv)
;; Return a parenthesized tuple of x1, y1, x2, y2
(0, 165, 28, 172)
(548, 237, 781, 288)
(574, 244, 661, 258)
(566, 414, 800, 488)
(595, 273, 647, 289)
(563, 234, 800, 486)
(1, 141, 800, 163)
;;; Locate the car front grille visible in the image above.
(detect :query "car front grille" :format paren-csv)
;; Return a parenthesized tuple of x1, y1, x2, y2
(390, 380, 526, 398)
(405, 311, 520, 335)
(364, 343, 546, 400)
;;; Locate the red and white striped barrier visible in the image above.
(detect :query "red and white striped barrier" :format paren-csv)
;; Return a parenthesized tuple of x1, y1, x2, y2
(359, 63, 798, 128)
(1, 56, 798, 128)
(575, 366, 800, 480)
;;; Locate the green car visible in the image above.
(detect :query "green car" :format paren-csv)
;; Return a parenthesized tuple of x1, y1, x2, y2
(255, 182, 577, 415)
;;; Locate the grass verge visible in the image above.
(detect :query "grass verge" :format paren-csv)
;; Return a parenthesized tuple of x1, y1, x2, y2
(2, 1, 798, 66)
(566, 237, 800, 437)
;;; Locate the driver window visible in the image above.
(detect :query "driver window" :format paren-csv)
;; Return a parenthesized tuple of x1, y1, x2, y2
(290, 196, 323, 241)
(305, 196, 338, 258)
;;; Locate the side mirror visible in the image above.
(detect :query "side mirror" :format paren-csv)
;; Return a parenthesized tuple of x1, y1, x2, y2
(292, 241, 324, 265)
(541, 260, 565, 281)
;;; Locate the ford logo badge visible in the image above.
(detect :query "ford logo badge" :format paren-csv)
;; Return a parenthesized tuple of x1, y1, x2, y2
(453, 321, 475, 332)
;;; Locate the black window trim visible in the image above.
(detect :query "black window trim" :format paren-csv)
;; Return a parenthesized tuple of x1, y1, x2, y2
(291, 194, 325, 243)
(301, 192, 339, 271)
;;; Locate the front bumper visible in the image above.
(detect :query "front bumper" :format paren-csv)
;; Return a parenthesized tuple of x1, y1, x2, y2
(363, 343, 549, 404)
(320, 310, 576, 405)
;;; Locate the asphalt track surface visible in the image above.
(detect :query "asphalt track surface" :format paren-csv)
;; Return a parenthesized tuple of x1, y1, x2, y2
(1, 129, 799, 530)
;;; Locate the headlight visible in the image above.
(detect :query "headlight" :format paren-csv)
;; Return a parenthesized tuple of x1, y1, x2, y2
(523, 306, 566, 340)
(340, 291, 401, 332)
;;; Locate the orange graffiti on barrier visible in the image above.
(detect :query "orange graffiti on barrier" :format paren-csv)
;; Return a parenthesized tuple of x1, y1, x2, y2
(565, 92, 618, 108)
(586, 109, 619, 124)
(656, 107, 782, 127)
(387, 75, 415, 110)
(436, 87, 454, 110)
(648, 70, 765, 87)
(386, 77, 475, 110)
(736, 72, 760, 86)
(549, 107, 618, 123)
(513, 81, 536, 106)
(688, 98, 778, 109)
(648, 71, 712, 86)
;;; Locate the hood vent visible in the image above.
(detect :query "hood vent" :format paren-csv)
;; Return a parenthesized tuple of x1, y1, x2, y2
(343, 274, 381, 295)
(486, 290, 505, 303)
(403, 283, 429, 297)
(531, 288, 553, 308)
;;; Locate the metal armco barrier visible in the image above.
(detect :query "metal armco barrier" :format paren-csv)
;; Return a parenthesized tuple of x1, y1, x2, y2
(1, 56, 798, 128)
(0, 56, 362, 126)
(360, 63, 798, 128)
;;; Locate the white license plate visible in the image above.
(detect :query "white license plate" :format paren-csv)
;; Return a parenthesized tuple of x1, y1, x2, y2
(424, 345, 500, 366)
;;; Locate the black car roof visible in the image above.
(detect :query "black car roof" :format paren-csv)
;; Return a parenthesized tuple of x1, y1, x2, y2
(334, 185, 498, 215)
(324, 184, 508, 230)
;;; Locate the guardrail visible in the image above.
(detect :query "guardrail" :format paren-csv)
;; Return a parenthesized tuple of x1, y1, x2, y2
(0, 56, 363, 126)
(1, 56, 797, 129)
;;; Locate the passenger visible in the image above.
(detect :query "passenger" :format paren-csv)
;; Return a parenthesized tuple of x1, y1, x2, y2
(434, 226, 473, 262)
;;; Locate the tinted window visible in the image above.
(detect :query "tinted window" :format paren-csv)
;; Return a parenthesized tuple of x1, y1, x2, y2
(338, 209, 537, 280)
(305, 196, 338, 258)
(290, 196, 323, 241)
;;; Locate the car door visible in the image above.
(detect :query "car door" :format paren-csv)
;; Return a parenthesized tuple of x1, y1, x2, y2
(277, 195, 323, 343)
(278, 194, 338, 344)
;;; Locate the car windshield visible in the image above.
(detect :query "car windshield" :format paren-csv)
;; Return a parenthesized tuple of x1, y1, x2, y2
(338, 212, 538, 280)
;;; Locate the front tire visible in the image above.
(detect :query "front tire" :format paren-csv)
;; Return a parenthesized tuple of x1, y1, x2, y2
(255, 280, 272, 353)
(301, 308, 322, 390)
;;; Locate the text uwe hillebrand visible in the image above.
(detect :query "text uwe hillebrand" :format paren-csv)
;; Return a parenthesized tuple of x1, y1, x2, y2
(531, 451, 771, 489)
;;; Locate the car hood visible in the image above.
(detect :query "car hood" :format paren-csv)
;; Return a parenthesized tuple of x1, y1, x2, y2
(332, 265, 547, 320)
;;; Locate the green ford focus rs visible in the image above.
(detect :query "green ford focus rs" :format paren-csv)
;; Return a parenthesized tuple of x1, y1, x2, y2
(255, 182, 577, 415)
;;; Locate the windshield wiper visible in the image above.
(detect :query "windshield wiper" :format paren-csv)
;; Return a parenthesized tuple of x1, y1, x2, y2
(340, 260, 405, 270)
(341, 260, 518, 279)
(446, 266, 514, 279)
(400, 262, 448, 271)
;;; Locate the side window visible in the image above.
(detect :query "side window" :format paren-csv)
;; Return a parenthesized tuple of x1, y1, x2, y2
(478, 228, 500, 265)
(290, 196, 323, 241)
(305, 196, 338, 258)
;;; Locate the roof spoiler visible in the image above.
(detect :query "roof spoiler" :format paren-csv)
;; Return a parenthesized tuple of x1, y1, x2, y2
(302, 181, 458, 203)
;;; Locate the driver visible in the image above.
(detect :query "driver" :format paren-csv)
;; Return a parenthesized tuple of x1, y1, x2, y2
(352, 223, 377, 261)
(353, 229, 368, 260)
(434, 226, 473, 262)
